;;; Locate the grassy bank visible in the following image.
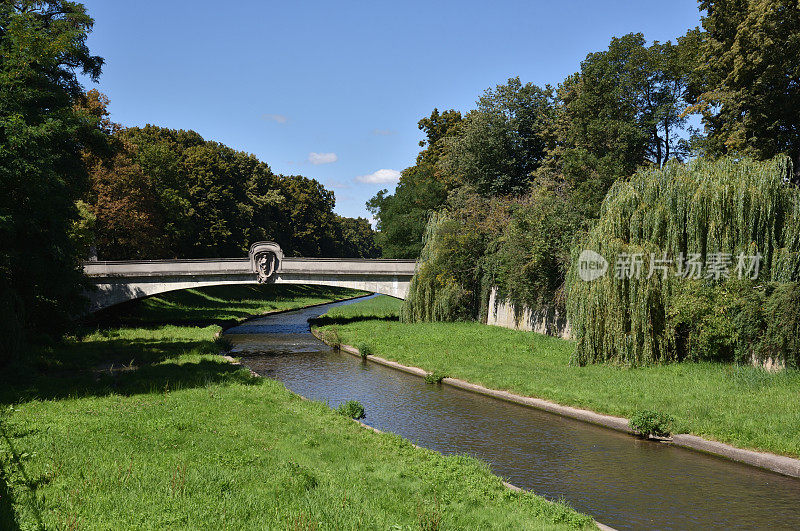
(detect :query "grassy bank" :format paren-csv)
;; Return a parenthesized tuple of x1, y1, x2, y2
(314, 296, 800, 458)
(0, 285, 592, 529)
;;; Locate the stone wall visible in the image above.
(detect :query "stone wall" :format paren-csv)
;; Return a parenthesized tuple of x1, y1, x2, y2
(485, 287, 572, 339)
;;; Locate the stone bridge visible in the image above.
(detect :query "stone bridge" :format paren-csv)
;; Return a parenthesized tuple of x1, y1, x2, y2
(83, 242, 417, 312)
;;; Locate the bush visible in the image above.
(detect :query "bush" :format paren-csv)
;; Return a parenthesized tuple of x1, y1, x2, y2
(322, 329, 341, 349)
(494, 188, 584, 315)
(336, 400, 365, 419)
(403, 187, 584, 326)
(402, 192, 509, 323)
(757, 283, 800, 368)
(424, 371, 447, 384)
(356, 342, 373, 359)
(629, 410, 674, 438)
(667, 280, 747, 363)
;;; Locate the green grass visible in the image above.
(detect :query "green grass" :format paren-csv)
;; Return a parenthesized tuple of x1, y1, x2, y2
(0, 286, 592, 530)
(315, 296, 800, 457)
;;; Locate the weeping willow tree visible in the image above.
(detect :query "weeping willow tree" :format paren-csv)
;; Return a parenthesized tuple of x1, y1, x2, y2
(402, 212, 491, 322)
(567, 156, 800, 366)
(402, 192, 509, 323)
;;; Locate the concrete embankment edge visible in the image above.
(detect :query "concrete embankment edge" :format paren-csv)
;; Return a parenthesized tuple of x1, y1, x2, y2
(309, 330, 800, 480)
(306, 332, 616, 530)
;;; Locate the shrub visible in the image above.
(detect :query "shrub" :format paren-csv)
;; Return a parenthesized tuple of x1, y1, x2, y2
(667, 280, 748, 362)
(424, 371, 447, 384)
(336, 400, 365, 419)
(403, 187, 584, 325)
(757, 283, 800, 368)
(356, 342, 373, 359)
(402, 192, 510, 323)
(629, 410, 674, 438)
(494, 188, 584, 315)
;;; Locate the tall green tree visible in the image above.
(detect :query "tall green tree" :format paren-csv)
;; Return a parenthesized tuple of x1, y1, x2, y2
(690, 0, 800, 179)
(329, 215, 380, 258)
(276, 174, 337, 257)
(545, 33, 698, 214)
(84, 116, 380, 260)
(87, 124, 284, 259)
(0, 1, 103, 362)
(441, 77, 554, 196)
(367, 108, 462, 258)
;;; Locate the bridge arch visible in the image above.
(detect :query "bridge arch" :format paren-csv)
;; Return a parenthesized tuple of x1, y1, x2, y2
(83, 242, 416, 312)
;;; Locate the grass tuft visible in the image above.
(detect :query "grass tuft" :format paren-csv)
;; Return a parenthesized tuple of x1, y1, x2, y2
(424, 371, 448, 385)
(355, 342, 373, 359)
(629, 410, 675, 438)
(336, 400, 366, 419)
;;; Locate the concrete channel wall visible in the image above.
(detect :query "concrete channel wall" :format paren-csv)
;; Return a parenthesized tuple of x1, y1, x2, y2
(485, 287, 572, 339)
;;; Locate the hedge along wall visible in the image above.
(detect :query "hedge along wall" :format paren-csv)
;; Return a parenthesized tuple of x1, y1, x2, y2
(566, 156, 800, 367)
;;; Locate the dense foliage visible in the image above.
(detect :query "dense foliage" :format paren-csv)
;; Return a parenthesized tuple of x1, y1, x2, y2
(441, 78, 554, 196)
(394, 2, 800, 369)
(374, 33, 699, 258)
(690, 0, 800, 180)
(402, 187, 583, 325)
(566, 157, 800, 367)
(544, 32, 699, 214)
(0, 1, 103, 364)
(402, 193, 509, 323)
(84, 120, 379, 260)
(0, 2, 377, 363)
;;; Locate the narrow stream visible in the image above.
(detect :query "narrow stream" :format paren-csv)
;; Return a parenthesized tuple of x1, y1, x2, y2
(224, 296, 800, 530)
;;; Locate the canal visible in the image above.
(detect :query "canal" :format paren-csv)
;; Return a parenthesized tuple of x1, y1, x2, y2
(224, 295, 800, 530)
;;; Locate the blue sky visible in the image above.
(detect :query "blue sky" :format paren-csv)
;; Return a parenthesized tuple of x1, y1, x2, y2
(79, 0, 703, 220)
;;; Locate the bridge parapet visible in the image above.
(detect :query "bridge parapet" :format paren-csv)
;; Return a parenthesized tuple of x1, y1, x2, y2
(83, 242, 417, 312)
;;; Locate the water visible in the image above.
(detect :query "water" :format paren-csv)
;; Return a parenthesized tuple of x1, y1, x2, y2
(224, 296, 800, 530)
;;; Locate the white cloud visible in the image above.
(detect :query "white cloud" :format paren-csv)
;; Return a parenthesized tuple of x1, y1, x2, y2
(308, 152, 338, 165)
(355, 169, 401, 184)
(262, 113, 288, 124)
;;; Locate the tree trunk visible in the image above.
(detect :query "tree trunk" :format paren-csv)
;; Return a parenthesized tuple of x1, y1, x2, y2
(654, 129, 663, 167)
(795, 150, 800, 184)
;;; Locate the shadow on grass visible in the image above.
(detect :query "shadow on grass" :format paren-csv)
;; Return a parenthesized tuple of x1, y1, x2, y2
(0, 460, 21, 531)
(309, 315, 399, 326)
(0, 337, 259, 407)
(0, 423, 40, 531)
